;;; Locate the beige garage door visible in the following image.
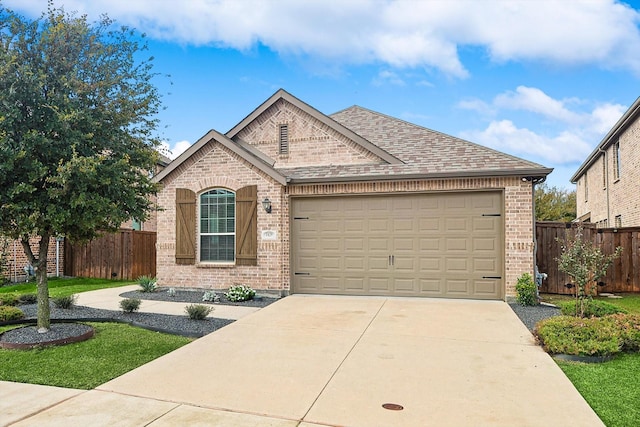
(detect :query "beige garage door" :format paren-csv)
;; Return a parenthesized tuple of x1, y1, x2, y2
(291, 192, 503, 299)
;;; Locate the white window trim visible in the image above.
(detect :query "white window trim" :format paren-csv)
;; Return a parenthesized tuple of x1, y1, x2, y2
(197, 188, 236, 265)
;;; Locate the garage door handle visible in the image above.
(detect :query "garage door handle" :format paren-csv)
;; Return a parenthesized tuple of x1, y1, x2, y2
(294, 217, 309, 220)
(482, 276, 502, 279)
(482, 214, 501, 217)
(295, 272, 310, 276)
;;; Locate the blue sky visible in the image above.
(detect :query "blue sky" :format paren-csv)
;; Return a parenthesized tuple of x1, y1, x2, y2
(6, 0, 640, 189)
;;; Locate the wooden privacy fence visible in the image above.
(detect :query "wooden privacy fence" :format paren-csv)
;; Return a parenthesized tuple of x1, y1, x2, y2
(536, 222, 640, 295)
(64, 230, 156, 280)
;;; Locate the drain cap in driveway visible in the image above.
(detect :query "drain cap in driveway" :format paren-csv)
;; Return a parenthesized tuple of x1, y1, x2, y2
(382, 403, 404, 411)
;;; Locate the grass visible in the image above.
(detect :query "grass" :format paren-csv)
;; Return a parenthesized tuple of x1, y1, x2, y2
(0, 277, 132, 298)
(557, 353, 640, 427)
(540, 292, 640, 314)
(0, 322, 191, 389)
(540, 293, 640, 425)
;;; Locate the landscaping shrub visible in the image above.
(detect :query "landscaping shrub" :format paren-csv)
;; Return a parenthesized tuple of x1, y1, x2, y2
(120, 298, 141, 313)
(167, 287, 176, 297)
(535, 316, 621, 356)
(225, 284, 255, 302)
(137, 275, 157, 293)
(0, 293, 19, 306)
(0, 306, 25, 322)
(608, 314, 640, 352)
(18, 293, 37, 304)
(202, 290, 219, 303)
(515, 273, 538, 306)
(185, 304, 212, 320)
(559, 299, 627, 318)
(52, 295, 77, 309)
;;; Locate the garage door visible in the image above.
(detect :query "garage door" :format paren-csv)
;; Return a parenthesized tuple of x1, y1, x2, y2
(291, 192, 503, 299)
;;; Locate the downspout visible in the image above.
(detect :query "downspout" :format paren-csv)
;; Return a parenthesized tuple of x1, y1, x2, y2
(56, 238, 60, 277)
(526, 176, 546, 294)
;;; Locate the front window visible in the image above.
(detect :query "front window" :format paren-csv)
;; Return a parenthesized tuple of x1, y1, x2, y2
(200, 189, 235, 262)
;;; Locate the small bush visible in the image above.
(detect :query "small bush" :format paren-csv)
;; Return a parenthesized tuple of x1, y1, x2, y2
(535, 316, 621, 356)
(608, 314, 640, 352)
(18, 293, 37, 304)
(225, 284, 255, 302)
(0, 293, 19, 306)
(515, 273, 537, 306)
(559, 300, 627, 318)
(137, 275, 157, 293)
(52, 295, 77, 309)
(120, 298, 141, 313)
(167, 288, 176, 297)
(202, 290, 219, 303)
(185, 304, 212, 320)
(0, 306, 25, 322)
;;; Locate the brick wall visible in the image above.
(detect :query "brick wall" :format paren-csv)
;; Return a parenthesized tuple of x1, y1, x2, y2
(1, 236, 64, 283)
(156, 140, 286, 292)
(235, 99, 383, 169)
(158, 143, 535, 299)
(577, 117, 640, 227)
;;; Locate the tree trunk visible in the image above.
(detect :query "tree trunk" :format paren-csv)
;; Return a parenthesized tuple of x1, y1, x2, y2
(21, 234, 51, 332)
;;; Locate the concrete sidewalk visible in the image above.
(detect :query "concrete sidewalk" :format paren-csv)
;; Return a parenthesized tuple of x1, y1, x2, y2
(75, 285, 260, 320)
(5, 295, 604, 426)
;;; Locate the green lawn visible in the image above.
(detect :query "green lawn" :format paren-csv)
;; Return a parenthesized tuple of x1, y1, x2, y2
(0, 277, 133, 298)
(541, 292, 640, 426)
(558, 353, 640, 427)
(0, 322, 191, 389)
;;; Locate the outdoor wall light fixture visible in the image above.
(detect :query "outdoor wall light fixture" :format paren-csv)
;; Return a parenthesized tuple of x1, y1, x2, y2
(262, 197, 272, 213)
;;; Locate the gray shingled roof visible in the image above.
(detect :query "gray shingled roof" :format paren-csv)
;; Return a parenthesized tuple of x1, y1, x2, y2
(278, 106, 551, 183)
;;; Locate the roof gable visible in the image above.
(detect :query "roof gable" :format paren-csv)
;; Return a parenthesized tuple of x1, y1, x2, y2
(227, 89, 402, 167)
(153, 129, 287, 185)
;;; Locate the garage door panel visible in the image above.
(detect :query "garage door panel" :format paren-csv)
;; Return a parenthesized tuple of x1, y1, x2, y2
(445, 238, 468, 251)
(445, 218, 469, 232)
(419, 278, 443, 293)
(292, 192, 503, 299)
(446, 279, 471, 294)
(474, 279, 499, 296)
(369, 238, 390, 251)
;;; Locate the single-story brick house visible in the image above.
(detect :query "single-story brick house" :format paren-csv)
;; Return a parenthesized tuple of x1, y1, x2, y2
(153, 89, 551, 300)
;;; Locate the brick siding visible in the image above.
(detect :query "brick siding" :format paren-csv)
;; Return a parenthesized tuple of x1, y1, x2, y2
(157, 141, 535, 298)
(577, 117, 640, 227)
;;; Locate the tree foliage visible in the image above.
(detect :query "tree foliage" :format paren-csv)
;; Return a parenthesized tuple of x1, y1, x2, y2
(0, 4, 162, 330)
(556, 226, 622, 318)
(535, 183, 576, 222)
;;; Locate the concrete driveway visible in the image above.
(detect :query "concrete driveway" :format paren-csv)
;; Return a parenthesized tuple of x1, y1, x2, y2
(7, 296, 603, 426)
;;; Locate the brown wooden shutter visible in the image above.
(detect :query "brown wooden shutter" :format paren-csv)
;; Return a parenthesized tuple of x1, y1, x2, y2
(235, 185, 257, 266)
(175, 188, 196, 265)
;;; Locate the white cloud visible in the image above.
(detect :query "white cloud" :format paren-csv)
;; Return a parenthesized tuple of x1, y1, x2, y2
(494, 86, 582, 124)
(6, 0, 640, 77)
(459, 87, 628, 165)
(372, 70, 406, 86)
(159, 140, 191, 159)
(461, 120, 592, 164)
(170, 140, 192, 159)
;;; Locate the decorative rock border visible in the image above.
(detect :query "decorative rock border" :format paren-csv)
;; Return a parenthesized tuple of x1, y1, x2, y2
(0, 323, 95, 350)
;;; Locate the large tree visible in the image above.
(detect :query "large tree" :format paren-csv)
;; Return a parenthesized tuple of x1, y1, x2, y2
(0, 4, 161, 331)
(535, 183, 576, 222)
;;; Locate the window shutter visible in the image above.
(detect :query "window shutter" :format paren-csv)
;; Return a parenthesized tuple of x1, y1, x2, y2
(236, 185, 258, 266)
(175, 188, 196, 265)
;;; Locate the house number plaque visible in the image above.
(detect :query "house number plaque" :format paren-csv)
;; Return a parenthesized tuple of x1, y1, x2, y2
(261, 230, 277, 241)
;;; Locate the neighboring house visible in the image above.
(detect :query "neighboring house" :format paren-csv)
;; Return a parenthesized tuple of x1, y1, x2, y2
(572, 97, 640, 228)
(153, 89, 551, 300)
(121, 153, 171, 232)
